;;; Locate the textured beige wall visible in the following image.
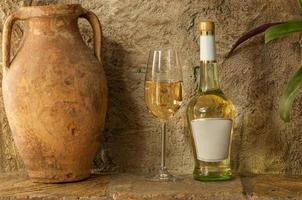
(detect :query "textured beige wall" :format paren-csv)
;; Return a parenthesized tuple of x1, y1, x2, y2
(1, 0, 302, 175)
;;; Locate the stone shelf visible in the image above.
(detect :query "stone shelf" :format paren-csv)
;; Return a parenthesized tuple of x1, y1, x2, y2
(0, 172, 301, 199)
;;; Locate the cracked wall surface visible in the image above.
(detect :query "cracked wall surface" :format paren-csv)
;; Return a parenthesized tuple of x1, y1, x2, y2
(1, 0, 302, 175)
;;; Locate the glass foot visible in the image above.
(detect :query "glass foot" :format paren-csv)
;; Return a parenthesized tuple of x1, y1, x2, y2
(146, 168, 182, 182)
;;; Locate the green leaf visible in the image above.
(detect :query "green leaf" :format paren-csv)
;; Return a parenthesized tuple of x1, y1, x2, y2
(265, 20, 302, 43)
(279, 66, 302, 122)
(299, 0, 302, 10)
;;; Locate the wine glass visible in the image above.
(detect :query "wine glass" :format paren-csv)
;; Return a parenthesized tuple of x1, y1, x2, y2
(144, 49, 183, 181)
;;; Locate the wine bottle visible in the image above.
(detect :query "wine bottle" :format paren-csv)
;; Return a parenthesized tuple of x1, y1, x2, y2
(186, 21, 235, 181)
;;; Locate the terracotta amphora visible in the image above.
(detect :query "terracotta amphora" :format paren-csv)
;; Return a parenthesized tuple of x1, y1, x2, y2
(2, 4, 107, 183)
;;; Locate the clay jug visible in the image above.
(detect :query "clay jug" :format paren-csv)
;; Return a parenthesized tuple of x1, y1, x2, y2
(2, 4, 107, 183)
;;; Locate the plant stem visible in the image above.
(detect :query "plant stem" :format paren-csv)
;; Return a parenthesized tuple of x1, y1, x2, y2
(226, 22, 283, 58)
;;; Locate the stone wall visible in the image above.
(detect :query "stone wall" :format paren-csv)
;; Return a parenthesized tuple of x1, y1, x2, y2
(1, 0, 302, 175)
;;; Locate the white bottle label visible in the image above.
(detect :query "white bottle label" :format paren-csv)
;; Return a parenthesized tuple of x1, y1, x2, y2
(200, 35, 216, 61)
(191, 118, 232, 162)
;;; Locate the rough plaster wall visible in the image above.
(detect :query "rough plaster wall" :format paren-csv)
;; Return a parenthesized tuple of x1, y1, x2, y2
(0, 0, 302, 175)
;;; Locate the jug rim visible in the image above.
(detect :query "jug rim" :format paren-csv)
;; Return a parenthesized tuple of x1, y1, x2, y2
(15, 4, 84, 18)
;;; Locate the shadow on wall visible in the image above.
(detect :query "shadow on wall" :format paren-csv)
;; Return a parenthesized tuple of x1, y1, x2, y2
(93, 36, 147, 173)
(233, 39, 300, 175)
(221, 39, 285, 175)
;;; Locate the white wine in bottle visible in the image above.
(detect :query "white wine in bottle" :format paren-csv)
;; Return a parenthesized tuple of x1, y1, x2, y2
(186, 21, 235, 181)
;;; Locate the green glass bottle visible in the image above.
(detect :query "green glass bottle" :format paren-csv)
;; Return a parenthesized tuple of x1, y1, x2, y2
(186, 21, 235, 181)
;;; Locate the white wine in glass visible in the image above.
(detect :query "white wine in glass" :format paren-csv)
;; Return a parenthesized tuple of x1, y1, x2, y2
(145, 80, 182, 120)
(144, 49, 183, 182)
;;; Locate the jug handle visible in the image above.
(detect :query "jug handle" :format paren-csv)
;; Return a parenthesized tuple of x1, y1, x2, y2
(80, 10, 102, 63)
(2, 12, 22, 70)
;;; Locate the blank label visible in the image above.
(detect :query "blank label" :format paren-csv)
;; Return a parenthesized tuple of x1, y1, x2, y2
(191, 118, 232, 162)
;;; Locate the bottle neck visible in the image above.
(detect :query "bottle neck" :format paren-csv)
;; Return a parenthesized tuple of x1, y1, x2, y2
(199, 61, 220, 93)
(199, 32, 220, 93)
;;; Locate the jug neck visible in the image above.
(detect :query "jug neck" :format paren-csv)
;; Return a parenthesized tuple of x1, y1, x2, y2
(14, 4, 84, 36)
(26, 16, 79, 35)
(16, 4, 84, 19)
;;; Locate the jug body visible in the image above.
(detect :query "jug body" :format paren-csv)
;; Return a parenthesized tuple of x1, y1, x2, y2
(2, 4, 107, 183)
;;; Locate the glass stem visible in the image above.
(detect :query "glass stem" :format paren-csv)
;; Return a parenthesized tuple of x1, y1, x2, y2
(161, 121, 167, 170)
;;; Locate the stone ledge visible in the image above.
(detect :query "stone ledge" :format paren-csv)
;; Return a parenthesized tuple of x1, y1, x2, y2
(0, 172, 301, 199)
(242, 175, 302, 200)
